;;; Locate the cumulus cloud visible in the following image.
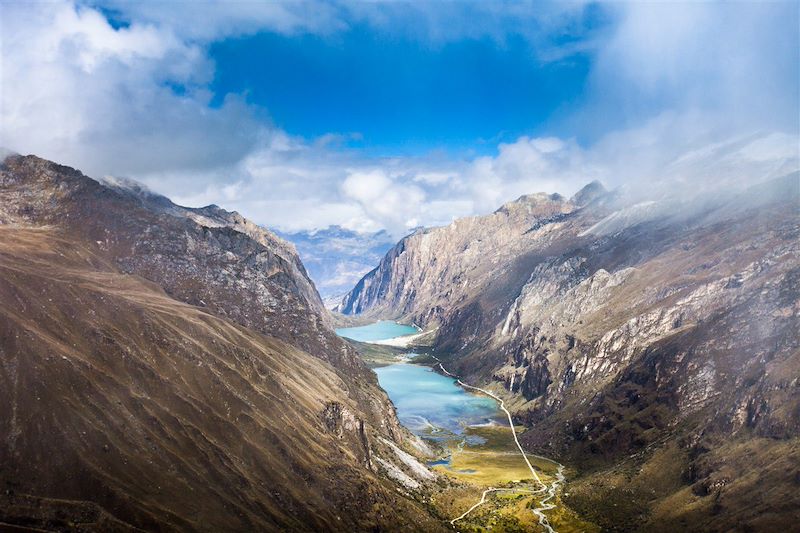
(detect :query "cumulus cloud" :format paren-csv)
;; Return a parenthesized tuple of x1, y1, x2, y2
(1, 1, 796, 239)
(1, 0, 263, 177)
(342, 170, 428, 231)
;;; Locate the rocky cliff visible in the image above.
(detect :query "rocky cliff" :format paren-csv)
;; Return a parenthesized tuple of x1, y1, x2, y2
(339, 175, 800, 531)
(336, 189, 582, 320)
(0, 155, 444, 532)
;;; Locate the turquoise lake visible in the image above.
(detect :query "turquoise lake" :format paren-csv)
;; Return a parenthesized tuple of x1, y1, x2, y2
(335, 321, 502, 437)
(374, 364, 500, 436)
(335, 320, 418, 342)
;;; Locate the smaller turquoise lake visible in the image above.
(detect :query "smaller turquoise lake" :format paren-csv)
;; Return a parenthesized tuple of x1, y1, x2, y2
(335, 320, 418, 342)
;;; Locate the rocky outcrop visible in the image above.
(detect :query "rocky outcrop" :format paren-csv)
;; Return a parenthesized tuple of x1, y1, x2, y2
(0, 155, 444, 532)
(339, 175, 800, 530)
(336, 190, 584, 322)
(0, 156, 341, 362)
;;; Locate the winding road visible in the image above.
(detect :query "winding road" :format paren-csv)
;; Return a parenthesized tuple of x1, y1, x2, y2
(433, 356, 564, 533)
(450, 486, 546, 525)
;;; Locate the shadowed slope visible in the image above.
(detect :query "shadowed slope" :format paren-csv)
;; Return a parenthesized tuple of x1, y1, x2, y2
(0, 227, 442, 531)
(0, 154, 446, 532)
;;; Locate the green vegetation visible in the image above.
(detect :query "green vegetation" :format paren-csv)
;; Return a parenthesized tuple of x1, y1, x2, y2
(346, 334, 601, 531)
(345, 339, 409, 366)
(427, 424, 599, 532)
(434, 426, 544, 485)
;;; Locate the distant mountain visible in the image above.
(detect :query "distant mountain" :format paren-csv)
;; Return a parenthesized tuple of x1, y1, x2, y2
(276, 225, 396, 303)
(0, 155, 444, 531)
(339, 176, 800, 531)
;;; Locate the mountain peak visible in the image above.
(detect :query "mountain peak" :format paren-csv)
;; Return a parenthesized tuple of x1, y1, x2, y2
(494, 192, 566, 216)
(570, 180, 607, 206)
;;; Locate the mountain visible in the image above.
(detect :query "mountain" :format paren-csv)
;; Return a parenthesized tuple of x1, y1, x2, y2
(276, 226, 396, 303)
(0, 155, 444, 532)
(335, 190, 577, 318)
(337, 176, 800, 531)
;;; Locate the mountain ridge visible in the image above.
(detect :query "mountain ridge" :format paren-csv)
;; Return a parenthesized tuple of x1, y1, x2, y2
(0, 154, 446, 532)
(337, 173, 800, 531)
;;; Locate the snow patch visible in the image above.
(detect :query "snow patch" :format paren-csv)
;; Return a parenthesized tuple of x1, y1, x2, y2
(374, 457, 420, 490)
(580, 201, 659, 236)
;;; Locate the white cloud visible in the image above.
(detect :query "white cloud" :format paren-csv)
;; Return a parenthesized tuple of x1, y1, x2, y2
(413, 172, 456, 185)
(342, 170, 393, 202)
(581, 2, 798, 136)
(1, 1, 796, 241)
(342, 169, 427, 232)
(100, 0, 346, 41)
(1, 1, 262, 177)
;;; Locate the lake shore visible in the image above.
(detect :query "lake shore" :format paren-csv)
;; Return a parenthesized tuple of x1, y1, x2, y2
(368, 329, 427, 347)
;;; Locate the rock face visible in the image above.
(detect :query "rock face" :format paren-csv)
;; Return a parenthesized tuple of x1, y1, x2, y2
(336, 191, 575, 320)
(0, 155, 444, 532)
(1, 158, 336, 363)
(339, 175, 800, 530)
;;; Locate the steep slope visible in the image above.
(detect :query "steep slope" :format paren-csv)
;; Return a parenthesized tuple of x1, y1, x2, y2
(339, 176, 800, 530)
(0, 155, 444, 532)
(336, 190, 582, 321)
(0, 156, 335, 360)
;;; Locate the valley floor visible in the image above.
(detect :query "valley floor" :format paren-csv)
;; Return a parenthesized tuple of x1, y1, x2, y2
(343, 325, 599, 532)
(430, 359, 597, 533)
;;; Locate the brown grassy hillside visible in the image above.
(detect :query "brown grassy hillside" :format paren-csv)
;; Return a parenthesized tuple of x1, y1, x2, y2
(0, 226, 444, 531)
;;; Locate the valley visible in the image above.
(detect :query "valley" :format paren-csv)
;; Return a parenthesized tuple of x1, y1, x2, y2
(1, 153, 796, 532)
(0, 156, 447, 532)
(4, 2, 797, 531)
(333, 175, 800, 531)
(337, 321, 599, 532)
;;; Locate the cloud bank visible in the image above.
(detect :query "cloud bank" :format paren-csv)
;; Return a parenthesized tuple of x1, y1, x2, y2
(1, 1, 797, 238)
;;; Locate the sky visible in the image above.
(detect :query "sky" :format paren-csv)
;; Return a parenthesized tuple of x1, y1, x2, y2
(1, 1, 798, 237)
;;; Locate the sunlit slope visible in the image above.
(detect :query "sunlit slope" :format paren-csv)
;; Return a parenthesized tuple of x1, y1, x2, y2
(338, 175, 800, 530)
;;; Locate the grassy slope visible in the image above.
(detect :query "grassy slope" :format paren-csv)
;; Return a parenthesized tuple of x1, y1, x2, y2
(0, 227, 443, 532)
(428, 425, 598, 532)
(565, 437, 800, 532)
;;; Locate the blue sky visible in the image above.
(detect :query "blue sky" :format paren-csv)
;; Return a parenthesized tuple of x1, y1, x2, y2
(208, 26, 592, 155)
(2, 1, 798, 235)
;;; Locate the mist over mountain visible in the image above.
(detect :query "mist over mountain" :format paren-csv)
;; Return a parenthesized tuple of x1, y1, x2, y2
(337, 173, 800, 530)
